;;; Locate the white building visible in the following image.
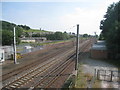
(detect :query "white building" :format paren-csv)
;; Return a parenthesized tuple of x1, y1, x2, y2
(0, 46, 13, 61)
(20, 37, 47, 43)
(0, 49, 4, 62)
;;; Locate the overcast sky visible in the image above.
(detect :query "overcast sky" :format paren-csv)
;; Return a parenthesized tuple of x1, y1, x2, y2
(1, 0, 119, 35)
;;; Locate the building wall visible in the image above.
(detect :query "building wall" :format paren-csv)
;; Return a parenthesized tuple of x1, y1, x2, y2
(20, 37, 46, 43)
(0, 49, 4, 62)
(21, 40, 35, 43)
(0, 46, 13, 60)
(90, 49, 108, 59)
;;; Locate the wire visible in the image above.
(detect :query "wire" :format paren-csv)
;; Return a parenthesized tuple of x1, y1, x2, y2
(65, 25, 76, 31)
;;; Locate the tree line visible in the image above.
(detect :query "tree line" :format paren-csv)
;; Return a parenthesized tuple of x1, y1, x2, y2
(32, 31, 74, 40)
(99, 1, 120, 59)
(1, 21, 24, 45)
(1, 21, 75, 45)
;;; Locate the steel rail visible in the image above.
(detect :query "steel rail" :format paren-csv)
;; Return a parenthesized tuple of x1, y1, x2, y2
(2, 42, 76, 89)
(2, 41, 74, 81)
(30, 39, 93, 88)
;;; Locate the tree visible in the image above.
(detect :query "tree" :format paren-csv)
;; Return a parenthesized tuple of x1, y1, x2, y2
(83, 34, 88, 37)
(2, 30, 20, 45)
(2, 21, 16, 31)
(18, 25, 30, 30)
(2, 30, 13, 45)
(99, 32, 105, 40)
(100, 1, 120, 59)
(1, 21, 23, 37)
(15, 26, 23, 37)
(46, 31, 71, 40)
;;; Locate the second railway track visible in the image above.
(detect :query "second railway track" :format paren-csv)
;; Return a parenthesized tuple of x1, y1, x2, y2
(2, 38, 95, 89)
(2, 41, 74, 81)
(2, 42, 76, 89)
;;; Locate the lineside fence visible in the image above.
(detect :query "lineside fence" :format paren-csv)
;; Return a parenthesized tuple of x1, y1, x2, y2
(96, 69, 120, 82)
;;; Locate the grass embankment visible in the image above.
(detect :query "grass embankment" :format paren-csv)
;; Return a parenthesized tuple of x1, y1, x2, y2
(75, 64, 101, 88)
(75, 64, 89, 88)
(62, 63, 101, 88)
(19, 39, 72, 46)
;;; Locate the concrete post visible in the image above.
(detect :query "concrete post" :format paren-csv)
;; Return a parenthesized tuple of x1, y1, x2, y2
(75, 24, 79, 70)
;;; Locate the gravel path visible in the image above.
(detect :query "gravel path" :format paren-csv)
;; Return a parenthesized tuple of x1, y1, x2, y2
(80, 56, 119, 88)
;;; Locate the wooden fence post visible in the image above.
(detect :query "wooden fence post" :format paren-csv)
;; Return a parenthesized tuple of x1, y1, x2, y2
(110, 71, 113, 82)
(97, 70, 99, 80)
(94, 69, 96, 77)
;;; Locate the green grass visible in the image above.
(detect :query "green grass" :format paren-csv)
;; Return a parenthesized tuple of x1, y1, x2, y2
(75, 64, 87, 88)
(16, 48, 24, 51)
(19, 40, 71, 46)
(75, 73, 87, 88)
(62, 76, 73, 88)
(75, 64, 101, 88)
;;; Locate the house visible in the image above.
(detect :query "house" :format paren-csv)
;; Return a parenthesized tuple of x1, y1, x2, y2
(34, 37, 47, 42)
(27, 31, 54, 36)
(20, 38, 35, 43)
(20, 37, 47, 43)
(90, 41, 108, 59)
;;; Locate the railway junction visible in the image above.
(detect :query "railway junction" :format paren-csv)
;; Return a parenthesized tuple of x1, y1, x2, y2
(1, 38, 96, 89)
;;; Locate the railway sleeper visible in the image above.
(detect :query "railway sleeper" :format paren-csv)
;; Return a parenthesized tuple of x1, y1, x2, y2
(9, 85, 16, 88)
(24, 77, 30, 79)
(13, 83, 19, 86)
(4, 47, 76, 89)
(19, 80, 25, 83)
(22, 77, 30, 80)
(16, 82, 23, 84)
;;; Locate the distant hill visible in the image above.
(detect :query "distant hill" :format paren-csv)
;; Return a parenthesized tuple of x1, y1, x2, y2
(1, 20, 50, 33)
(1, 20, 19, 31)
(1, 20, 55, 45)
(1, 21, 74, 45)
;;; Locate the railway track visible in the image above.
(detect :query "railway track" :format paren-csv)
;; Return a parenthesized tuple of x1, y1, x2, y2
(31, 39, 93, 89)
(1, 41, 74, 81)
(44, 38, 96, 88)
(2, 39, 86, 82)
(2, 42, 76, 89)
(32, 56, 75, 89)
(2, 38, 95, 89)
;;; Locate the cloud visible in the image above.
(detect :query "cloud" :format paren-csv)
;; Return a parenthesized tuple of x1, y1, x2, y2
(2, 0, 119, 35)
(60, 7, 103, 34)
(59, 0, 119, 35)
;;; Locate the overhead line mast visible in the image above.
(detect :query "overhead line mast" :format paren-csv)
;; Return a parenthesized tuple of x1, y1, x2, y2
(75, 24, 79, 70)
(13, 27, 18, 64)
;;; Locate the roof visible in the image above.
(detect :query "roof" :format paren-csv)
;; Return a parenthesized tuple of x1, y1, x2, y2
(91, 40, 107, 50)
(20, 37, 46, 40)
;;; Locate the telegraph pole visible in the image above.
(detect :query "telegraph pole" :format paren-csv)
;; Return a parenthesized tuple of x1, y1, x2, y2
(13, 27, 17, 64)
(75, 24, 79, 70)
